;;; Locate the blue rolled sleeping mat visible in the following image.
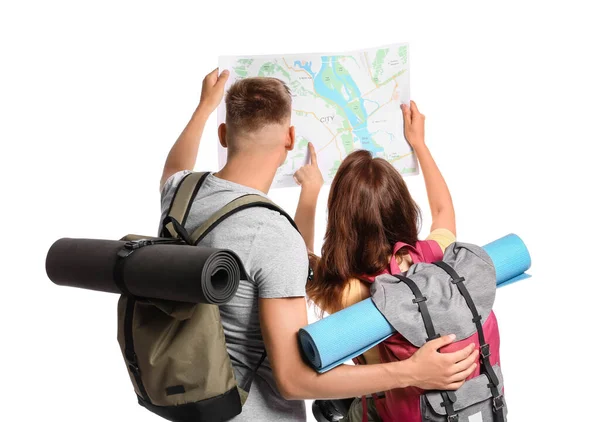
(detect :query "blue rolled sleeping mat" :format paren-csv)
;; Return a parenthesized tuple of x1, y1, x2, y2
(298, 233, 531, 372)
(482, 233, 532, 287)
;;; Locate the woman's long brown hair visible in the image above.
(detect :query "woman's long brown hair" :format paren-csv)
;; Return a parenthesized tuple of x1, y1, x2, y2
(307, 150, 421, 314)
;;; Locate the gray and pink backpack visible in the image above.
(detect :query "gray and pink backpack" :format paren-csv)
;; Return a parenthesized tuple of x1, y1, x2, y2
(360, 240, 506, 422)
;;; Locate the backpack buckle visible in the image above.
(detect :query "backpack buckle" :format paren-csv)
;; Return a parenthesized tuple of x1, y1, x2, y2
(128, 362, 140, 373)
(125, 351, 140, 373)
(124, 240, 150, 250)
(447, 414, 459, 422)
(493, 395, 505, 411)
(117, 240, 145, 259)
(450, 276, 465, 285)
(119, 240, 151, 258)
(480, 343, 491, 359)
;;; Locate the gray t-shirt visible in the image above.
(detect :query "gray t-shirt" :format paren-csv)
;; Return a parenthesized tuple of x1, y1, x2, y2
(160, 171, 308, 422)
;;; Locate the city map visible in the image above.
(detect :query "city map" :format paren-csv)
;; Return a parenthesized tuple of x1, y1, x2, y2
(217, 43, 417, 188)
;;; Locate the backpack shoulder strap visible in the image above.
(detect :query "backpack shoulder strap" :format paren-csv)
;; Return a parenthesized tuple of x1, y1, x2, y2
(189, 194, 300, 393)
(161, 172, 210, 238)
(417, 240, 444, 262)
(190, 194, 299, 245)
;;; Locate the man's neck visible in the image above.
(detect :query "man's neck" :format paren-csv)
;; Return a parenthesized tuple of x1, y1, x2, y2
(214, 154, 279, 194)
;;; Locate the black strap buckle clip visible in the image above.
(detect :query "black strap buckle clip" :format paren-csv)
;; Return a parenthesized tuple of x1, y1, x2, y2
(493, 395, 505, 412)
(124, 239, 151, 250)
(480, 343, 491, 359)
(412, 296, 428, 304)
(125, 351, 140, 373)
(447, 414, 459, 422)
(118, 240, 152, 259)
(451, 276, 465, 284)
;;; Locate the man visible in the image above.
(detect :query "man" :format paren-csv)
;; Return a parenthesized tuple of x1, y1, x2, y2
(159, 68, 478, 421)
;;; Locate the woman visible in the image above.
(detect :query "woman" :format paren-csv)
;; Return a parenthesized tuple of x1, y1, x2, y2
(295, 101, 458, 421)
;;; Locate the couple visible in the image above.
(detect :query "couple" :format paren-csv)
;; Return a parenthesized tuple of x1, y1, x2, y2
(159, 69, 477, 421)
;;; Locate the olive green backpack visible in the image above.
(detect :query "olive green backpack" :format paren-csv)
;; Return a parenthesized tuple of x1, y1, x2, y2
(116, 172, 301, 422)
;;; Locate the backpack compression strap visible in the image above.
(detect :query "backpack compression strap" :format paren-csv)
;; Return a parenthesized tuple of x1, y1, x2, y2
(161, 172, 210, 239)
(119, 171, 207, 401)
(432, 261, 506, 422)
(188, 193, 301, 392)
(393, 274, 460, 422)
(190, 194, 299, 245)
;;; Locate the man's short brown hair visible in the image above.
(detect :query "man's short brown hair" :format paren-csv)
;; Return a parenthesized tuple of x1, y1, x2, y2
(225, 77, 292, 133)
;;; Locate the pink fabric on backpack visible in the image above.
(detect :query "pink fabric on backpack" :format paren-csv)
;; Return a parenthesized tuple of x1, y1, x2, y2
(388, 240, 442, 275)
(359, 240, 502, 422)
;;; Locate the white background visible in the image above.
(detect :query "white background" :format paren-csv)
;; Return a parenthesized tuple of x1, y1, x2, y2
(1, 1, 599, 421)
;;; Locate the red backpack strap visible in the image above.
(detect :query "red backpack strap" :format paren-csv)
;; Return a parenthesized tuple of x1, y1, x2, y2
(390, 241, 423, 273)
(390, 241, 412, 274)
(417, 239, 444, 262)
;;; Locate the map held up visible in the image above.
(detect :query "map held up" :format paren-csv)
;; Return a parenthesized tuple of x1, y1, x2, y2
(217, 43, 417, 189)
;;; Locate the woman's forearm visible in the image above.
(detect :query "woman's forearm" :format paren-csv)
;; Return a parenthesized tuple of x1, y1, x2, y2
(294, 187, 319, 252)
(401, 101, 456, 233)
(414, 144, 456, 233)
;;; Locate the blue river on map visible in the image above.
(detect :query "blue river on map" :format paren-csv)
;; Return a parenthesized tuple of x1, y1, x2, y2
(295, 56, 382, 153)
(293, 60, 316, 78)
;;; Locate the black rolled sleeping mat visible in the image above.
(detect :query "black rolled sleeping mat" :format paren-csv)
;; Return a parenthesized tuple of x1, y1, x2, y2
(45, 238, 244, 305)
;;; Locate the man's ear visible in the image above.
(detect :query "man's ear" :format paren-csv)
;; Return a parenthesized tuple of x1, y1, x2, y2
(218, 123, 227, 148)
(286, 126, 296, 151)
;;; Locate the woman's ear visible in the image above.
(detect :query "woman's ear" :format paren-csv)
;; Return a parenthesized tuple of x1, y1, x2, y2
(218, 123, 227, 148)
(286, 126, 296, 151)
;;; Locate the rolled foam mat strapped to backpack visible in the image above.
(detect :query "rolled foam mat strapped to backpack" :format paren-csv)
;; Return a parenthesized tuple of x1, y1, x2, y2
(299, 299, 394, 373)
(482, 233, 532, 287)
(299, 233, 532, 372)
(46, 238, 243, 304)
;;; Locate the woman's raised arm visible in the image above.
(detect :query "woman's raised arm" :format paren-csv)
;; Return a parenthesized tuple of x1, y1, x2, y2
(401, 101, 456, 235)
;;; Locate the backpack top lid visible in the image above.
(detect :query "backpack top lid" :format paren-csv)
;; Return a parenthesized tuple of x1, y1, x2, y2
(370, 242, 497, 346)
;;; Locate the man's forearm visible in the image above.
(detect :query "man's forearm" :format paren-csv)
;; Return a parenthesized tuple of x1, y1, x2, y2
(294, 188, 319, 252)
(282, 360, 413, 400)
(160, 105, 211, 188)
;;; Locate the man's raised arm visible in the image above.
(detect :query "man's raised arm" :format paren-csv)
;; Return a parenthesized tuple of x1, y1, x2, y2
(160, 68, 229, 190)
